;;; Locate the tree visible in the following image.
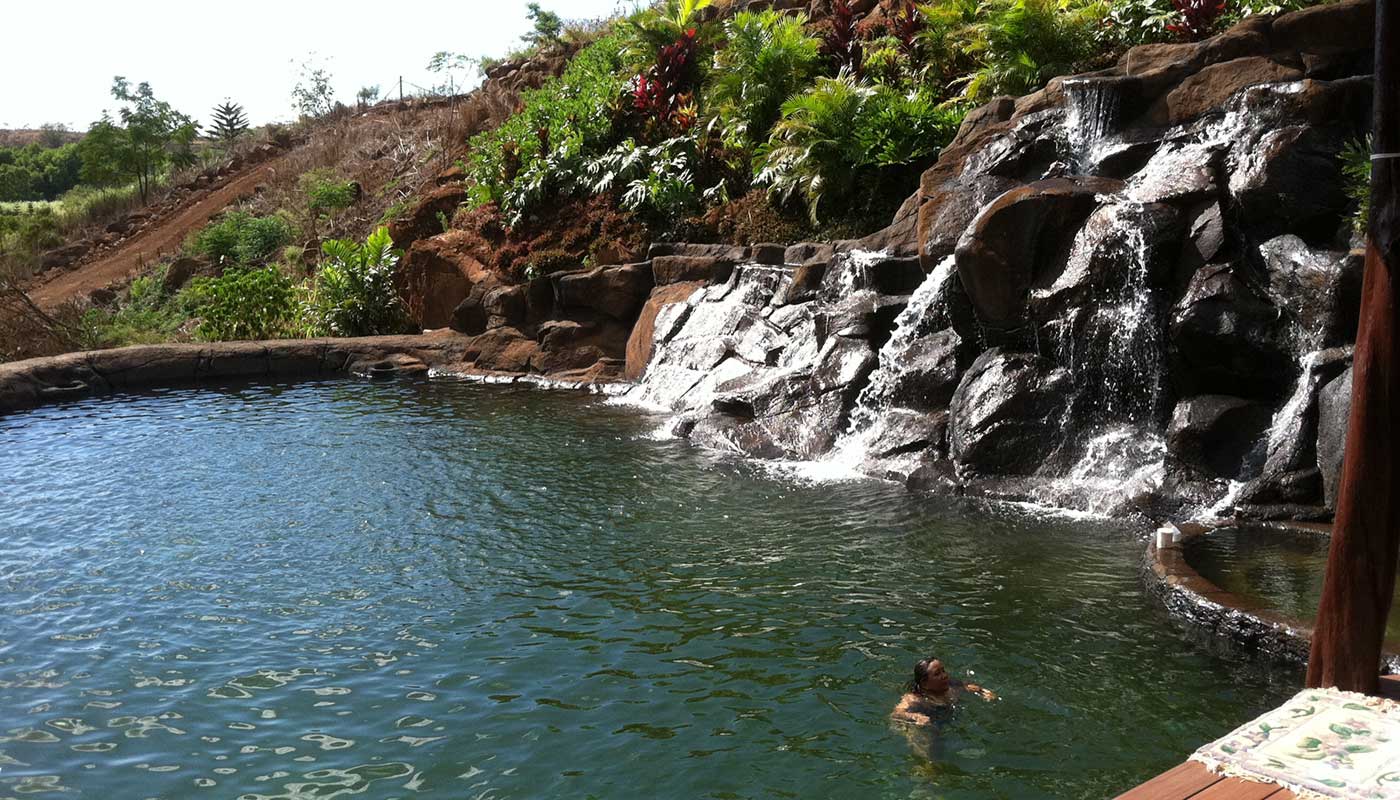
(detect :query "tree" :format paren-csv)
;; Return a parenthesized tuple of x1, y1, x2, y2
(291, 58, 336, 118)
(1306, 0, 1399, 697)
(78, 77, 198, 204)
(522, 3, 563, 48)
(427, 51, 477, 95)
(356, 85, 380, 109)
(208, 101, 249, 147)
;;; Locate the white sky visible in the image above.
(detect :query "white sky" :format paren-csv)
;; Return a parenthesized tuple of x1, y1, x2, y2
(1, 0, 633, 131)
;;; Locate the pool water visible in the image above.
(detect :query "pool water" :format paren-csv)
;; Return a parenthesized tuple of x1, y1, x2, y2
(1187, 527, 1400, 642)
(0, 379, 1296, 799)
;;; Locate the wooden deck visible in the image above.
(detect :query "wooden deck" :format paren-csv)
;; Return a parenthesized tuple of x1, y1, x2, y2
(1114, 676, 1400, 799)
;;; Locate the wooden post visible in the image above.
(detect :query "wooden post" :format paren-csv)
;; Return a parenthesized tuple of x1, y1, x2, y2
(1307, 0, 1400, 695)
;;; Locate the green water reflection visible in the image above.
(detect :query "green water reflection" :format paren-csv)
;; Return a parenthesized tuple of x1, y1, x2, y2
(0, 379, 1296, 798)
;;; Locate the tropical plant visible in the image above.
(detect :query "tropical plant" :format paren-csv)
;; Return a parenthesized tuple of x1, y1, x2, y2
(465, 33, 628, 223)
(707, 10, 824, 147)
(632, 28, 703, 135)
(823, 0, 865, 74)
(757, 75, 963, 223)
(756, 74, 874, 223)
(79, 78, 198, 203)
(191, 211, 294, 267)
(956, 0, 1103, 101)
(307, 226, 406, 337)
(190, 265, 298, 341)
(1167, 0, 1225, 39)
(619, 0, 716, 64)
(1342, 136, 1373, 234)
(208, 101, 249, 147)
(584, 136, 718, 219)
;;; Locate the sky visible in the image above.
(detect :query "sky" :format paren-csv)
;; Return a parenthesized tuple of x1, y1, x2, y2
(1, 0, 633, 132)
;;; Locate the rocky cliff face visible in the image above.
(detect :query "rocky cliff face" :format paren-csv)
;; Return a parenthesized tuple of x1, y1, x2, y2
(396, 0, 1375, 521)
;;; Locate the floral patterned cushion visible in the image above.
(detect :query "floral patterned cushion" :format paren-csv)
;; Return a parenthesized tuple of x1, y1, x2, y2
(1193, 688, 1400, 799)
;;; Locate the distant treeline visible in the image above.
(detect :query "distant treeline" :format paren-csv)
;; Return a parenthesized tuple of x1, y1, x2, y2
(0, 141, 84, 202)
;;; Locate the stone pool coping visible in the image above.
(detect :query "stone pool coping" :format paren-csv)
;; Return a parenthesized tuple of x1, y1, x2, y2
(0, 333, 617, 416)
(1145, 522, 1400, 671)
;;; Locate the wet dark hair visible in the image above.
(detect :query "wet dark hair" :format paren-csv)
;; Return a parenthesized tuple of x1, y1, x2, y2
(910, 657, 942, 694)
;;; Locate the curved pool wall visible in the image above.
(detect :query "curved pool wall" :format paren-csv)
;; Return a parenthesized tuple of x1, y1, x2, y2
(1145, 525, 1400, 673)
(0, 333, 605, 417)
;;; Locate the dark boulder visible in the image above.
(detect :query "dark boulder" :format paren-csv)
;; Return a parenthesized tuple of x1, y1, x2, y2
(40, 241, 89, 271)
(1169, 263, 1294, 400)
(1316, 364, 1351, 510)
(554, 262, 654, 321)
(1259, 236, 1362, 347)
(949, 350, 1072, 475)
(1166, 395, 1272, 478)
(919, 175, 1021, 266)
(1229, 125, 1349, 242)
(955, 176, 1124, 330)
(880, 329, 966, 409)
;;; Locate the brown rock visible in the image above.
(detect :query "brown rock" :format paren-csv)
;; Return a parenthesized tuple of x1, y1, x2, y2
(954, 176, 1123, 329)
(624, 282, 705, 380)
(1142, 57, 1302, 127)
(652, 255, 737, 285)
(386, 184, 468, 249)
(394, 231, 501, 331)
(1272, 0, 1374, 55)
(554, 263, 654, 321)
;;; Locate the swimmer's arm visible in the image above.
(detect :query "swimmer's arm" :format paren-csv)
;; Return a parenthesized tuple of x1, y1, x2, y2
(964, 682, 998, 702)
(891, 696, 933, 725)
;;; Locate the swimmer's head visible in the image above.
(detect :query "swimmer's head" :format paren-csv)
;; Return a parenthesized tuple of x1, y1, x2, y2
(913, 657, 950, 694)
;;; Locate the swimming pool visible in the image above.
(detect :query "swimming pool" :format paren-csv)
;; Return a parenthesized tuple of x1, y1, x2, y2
(0, 378, 1295, 798)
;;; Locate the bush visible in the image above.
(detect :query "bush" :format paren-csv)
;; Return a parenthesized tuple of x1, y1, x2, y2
(707, 10, 824, 147)
(300, 168, 357, 214)
(956, 0, 1105, 101)
(1341, 137, 1372, 234)
(465, 33, 629, 224)
(306, 227, 406, 337)
(189, 265, 299, 341)
(190, 211, 294, 267)
(756, 76, 962, 223)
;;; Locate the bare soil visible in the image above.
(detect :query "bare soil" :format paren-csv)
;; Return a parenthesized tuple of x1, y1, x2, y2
(26, 155, 291, 308)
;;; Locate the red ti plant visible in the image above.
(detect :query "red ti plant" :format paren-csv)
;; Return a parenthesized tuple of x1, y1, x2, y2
(886, 0, 925, 57)
(633, 28, 701, 133)
(824, 0, 864, 75)
(1167, 0, 1226, 40)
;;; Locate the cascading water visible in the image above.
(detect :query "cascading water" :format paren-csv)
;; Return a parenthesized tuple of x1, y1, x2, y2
(1064, 78, 1122, 174)
(1052, 202, 1166, 421)
(842, 256, 958, 439)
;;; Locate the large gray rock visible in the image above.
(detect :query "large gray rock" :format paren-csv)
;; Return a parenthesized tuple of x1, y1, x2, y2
(1316, 364, 1352, 510)
(1169, 263, 1294, 400)
(949, 350, 1071, 475)
(1166, 395, 1272, 478)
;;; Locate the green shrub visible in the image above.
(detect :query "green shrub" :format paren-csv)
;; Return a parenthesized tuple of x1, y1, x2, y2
(957, 0, 1105, 101)
(465, 33, 628, 224)
(707, 10, 824, 148)
(190, 265, 298, 340)
(190, 211, 294, 267)
(584, 136, 717, 221)
(306, 226, 406, 337)
(1341, 136, 1372, 234)
(300, 168, 357, 214)
(756, 76, 963, 223)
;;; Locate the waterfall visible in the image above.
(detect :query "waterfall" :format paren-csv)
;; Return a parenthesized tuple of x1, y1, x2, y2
(842, 255, 958, 439)
(1064, 78, 1121, 174)
(1029, 424, 1166, 516)
(1048, 201, 1165, 422)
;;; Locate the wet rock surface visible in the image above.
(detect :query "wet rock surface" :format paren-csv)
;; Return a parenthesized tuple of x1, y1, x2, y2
(370, 0, 1379, 522)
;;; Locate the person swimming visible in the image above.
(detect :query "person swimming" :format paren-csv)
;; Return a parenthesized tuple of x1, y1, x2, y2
(890, 657, 996, 726)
